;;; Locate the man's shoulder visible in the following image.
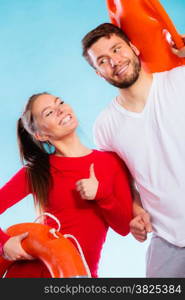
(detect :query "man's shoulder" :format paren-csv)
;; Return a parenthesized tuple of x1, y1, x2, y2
(94, 100, 115, 127)
(93, 101, 115, 151)
(155, 65, 185, 80)
(153, 65, 185, 95)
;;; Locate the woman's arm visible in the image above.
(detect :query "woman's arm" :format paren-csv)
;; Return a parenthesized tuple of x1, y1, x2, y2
(0, 228, 10, 254)
(95, 156, 133, 236)
(0, 167, 31, 255)
(0, 167, 30, 214)
(76, 153, 133, 236)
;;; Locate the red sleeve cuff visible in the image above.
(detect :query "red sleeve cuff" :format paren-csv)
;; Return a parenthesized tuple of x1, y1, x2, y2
(0, 228, 10, 256)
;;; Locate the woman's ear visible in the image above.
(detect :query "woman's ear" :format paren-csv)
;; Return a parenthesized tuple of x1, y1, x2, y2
(33, 131, 48, 142)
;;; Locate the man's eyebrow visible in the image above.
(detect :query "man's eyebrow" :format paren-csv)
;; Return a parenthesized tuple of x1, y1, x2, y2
(110, 42, 122, 50)
(96, 43, 122, 62)
(41, 97, 60, 115)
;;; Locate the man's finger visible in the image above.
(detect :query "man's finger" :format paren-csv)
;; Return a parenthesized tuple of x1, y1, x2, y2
(135, 236, 147, 242)
(131, 232, 147, 242)
(130, 216, 145, 231)
(142, 213, 152, 233)
(171, 46, 185, 58)
(145, 223, 153, 233)
(130, 228, 146, 235)
(171, 47, 179, 55)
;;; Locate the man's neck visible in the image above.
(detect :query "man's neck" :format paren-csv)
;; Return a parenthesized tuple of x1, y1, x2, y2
(118, 69, 153, 113)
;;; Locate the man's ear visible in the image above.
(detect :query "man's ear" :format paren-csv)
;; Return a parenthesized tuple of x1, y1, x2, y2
(96, 69, 104, 78)
(129, 42, 140, 56)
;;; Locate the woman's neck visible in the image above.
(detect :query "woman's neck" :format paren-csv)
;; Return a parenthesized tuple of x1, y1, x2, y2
(52, 134, 92, 157)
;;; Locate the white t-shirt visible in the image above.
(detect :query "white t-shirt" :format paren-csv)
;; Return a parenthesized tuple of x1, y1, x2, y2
(93, 65, 185, 247)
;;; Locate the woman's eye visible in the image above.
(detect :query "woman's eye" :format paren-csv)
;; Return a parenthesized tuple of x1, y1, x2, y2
(56, 98, 64, 105)
(45, 111, 53, 117)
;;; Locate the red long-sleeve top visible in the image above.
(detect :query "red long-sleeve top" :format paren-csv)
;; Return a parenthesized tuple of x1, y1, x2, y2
(0, 150, 132, 277)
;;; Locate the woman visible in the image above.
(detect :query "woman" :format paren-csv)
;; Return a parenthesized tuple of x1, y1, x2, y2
(0, 92, 132, 278)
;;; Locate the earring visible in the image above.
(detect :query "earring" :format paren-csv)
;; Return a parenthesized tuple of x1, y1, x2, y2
(43, 141, 55, 154)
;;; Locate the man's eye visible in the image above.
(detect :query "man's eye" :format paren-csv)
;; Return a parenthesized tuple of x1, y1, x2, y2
(59, 100, 64, 105)
(100, 58, 107, 65)
(114, 47, 120, 53)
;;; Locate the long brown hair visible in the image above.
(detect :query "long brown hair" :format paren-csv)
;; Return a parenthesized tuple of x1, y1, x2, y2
(17, 92, 52, 210)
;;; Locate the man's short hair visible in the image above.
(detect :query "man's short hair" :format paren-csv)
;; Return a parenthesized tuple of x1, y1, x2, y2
(82, 23, 130, 68)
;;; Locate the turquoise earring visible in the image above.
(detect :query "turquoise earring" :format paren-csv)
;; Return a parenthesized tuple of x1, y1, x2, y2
(43, 141, 55, 154)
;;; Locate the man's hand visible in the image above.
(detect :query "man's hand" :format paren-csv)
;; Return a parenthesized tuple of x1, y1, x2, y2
(171, 35, 185, 58)
(76, 163, 99, 200)
(130, 212, 152, 242)
(3, 232, 34, 261)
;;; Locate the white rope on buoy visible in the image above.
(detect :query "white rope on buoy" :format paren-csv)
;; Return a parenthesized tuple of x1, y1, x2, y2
(2, 270, 8, 278)
(34, 212, 91, 277)
(64, 234, 91, 278)
(34, 212, 61, 238)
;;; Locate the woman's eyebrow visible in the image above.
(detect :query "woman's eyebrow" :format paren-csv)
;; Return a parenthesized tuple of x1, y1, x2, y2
(41, 97, 60, 115)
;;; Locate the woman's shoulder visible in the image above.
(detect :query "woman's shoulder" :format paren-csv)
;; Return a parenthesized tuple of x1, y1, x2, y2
(93, 149, 124, 166)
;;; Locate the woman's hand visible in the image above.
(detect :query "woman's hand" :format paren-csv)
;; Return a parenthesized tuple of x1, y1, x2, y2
(76, 164, 99, 200)
(3, 232, 34, 261)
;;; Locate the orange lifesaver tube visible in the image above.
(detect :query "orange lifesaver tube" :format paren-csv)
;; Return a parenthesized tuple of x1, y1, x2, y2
(106, 0, 185, 73)
(0, 222, 91, 278)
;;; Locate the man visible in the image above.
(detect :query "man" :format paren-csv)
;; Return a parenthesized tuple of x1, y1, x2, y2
(81, 23, 185, 277)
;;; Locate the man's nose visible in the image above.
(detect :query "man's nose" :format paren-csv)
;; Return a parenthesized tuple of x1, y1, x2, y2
(110, 56, 121, 68)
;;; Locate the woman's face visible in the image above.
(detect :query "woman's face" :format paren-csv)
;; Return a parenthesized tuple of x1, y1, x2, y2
(31, 93, 78, 142)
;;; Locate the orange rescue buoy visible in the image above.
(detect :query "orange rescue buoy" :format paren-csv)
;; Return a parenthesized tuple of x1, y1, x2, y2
(0, 222, 91, 278)
(106, 0, 185, 73)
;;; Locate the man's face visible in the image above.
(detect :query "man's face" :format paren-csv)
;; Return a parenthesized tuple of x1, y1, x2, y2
(87, 34, 141, 88)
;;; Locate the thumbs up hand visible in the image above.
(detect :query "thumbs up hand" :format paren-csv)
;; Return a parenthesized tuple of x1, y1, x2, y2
(76, 164, 99, 200)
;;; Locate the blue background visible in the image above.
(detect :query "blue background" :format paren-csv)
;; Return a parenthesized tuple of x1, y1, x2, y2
(0, 0, 185, 277)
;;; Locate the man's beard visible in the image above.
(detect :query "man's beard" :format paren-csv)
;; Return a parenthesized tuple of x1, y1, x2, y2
(105, 56, 141, 89)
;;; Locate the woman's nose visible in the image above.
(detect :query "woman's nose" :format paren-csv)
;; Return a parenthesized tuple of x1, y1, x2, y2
(56, 106, 64, 116)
